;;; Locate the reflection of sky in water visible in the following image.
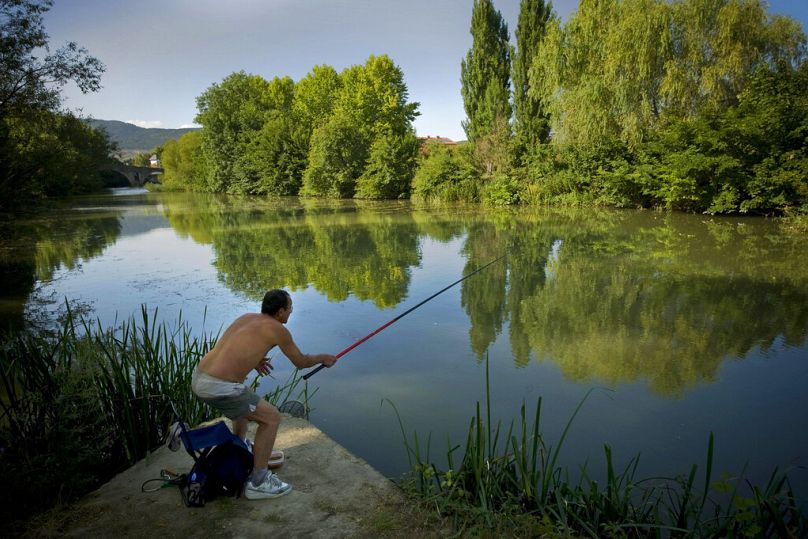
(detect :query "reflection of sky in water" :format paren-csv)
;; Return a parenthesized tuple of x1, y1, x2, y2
(544, 239, 563, 281)
(32, 227, 246, 335)
(20, 191, 808, 494)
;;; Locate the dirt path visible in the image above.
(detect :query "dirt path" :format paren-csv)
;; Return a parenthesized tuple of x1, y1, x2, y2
(30, 416, 437, 538)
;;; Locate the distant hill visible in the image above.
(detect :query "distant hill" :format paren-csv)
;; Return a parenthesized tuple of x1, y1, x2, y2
(86, 119, 200, 153)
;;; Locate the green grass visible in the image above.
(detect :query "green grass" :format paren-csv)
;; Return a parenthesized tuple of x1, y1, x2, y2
(392, 356, 807, 537)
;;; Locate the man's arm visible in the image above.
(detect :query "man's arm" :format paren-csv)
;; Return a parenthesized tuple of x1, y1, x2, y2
(276, 326, 337, 369)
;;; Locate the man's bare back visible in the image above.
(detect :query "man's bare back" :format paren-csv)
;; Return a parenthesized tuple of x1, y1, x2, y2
(197, 313, 281, 382)
(198, 297, 336, 383)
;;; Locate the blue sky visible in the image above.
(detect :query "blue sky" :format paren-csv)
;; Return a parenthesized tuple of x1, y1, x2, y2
(45, 0, 808, 141)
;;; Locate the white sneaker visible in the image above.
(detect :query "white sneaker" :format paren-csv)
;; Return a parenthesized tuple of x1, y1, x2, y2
(244, 472, 292, 500)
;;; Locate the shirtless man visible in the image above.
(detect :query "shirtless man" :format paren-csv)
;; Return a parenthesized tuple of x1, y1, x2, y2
(192, 289, 337, 499)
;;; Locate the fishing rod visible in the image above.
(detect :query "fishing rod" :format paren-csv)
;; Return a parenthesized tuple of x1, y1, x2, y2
(302, 254, 506, 380)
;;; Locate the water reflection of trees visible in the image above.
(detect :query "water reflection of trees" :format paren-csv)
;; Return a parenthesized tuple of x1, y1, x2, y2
(0, 213, 122, 329)
(463, 211, 808, 396)
(161, 195, 424, 308)
(159, 194, 808, 397)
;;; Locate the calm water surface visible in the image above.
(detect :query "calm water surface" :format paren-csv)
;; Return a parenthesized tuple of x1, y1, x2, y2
(3, 188, 807, 491)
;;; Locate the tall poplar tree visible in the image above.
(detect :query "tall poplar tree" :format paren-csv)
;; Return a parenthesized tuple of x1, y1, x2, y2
(512, 0, 553, 149)
(461, 0, 512, 143)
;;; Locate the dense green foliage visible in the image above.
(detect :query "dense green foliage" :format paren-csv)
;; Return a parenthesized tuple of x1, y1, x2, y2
(355, 130, 420, 199)
(305, 55, 419, 198)
(160, 131, 209, 191)
(417, 0, 807, 214)
(411, 143, 479, 202)
(194, 72, 280, 193)
(164, 0, 806, 215)
(517, 0, 807, 214)
(173, 55, 420, 199)
(521, 59, 808, 214)
(2, 109, 113, 199)
(301, 111, 369, 197)
(0, 0, 115, 210)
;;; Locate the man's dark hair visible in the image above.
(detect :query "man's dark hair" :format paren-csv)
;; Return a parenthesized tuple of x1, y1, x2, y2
(261, 289, 290, 316)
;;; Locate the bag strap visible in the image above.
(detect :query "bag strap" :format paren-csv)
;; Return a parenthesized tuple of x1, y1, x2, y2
(141, 469, 187, 493)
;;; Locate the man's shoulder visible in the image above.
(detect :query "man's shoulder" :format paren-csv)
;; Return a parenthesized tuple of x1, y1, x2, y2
(245, 313, 287, 334)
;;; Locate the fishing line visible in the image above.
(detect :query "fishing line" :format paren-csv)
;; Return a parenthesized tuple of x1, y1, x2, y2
(302, 254, 505, 380)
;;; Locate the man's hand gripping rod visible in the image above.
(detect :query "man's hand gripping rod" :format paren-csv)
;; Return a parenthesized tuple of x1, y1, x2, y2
(302, 255, 505, 380)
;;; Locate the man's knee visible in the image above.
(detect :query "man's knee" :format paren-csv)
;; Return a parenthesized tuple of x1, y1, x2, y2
(248, 399, 280, 427)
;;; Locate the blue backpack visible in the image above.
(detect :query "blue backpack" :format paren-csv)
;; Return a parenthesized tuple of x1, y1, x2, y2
(183, 439, 253, 507)
(169, 419, 254, 507)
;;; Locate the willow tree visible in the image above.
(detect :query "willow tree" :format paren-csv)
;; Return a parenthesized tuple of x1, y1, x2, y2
(531, 0, 671, 147)
(512, 0, 553, 150)
(460, 0, 512, 143)
(661, 0, 806, 117)
(531, 0, 806, 147)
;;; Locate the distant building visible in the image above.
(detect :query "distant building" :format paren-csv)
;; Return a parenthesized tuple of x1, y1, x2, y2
(418, 136, 457, 146)
(149, 154, 160, 167)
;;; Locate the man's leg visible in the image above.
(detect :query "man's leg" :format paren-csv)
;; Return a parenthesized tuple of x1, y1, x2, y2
(245, 399, 281, 480)
(232, 417, 248, 441)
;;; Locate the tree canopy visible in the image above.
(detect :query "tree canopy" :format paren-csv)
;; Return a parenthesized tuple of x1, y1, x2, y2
(146, 0, 808, 217)
(0, 0, 112, 210)
(0, 0, 103, 114)
(177, 55, 420, 200)
(531, 0, 806, 147)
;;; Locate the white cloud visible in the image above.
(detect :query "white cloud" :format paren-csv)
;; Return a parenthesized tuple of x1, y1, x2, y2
(127, 120, 164, 128)
(179, 123, 200, 129)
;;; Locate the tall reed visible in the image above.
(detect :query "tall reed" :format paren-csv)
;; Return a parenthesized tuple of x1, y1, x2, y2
(85, 306, 218, 461)
(0, 305, 309, 529)
(394, 356, 806, 537)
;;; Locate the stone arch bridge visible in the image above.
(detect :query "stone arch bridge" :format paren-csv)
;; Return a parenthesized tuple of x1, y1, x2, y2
(104, 163, 164, 187)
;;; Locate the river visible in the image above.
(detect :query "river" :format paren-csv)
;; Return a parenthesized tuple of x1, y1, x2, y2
(2, 188, 807, 492)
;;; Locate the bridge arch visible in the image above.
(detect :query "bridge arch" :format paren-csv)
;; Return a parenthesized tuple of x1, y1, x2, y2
(102, 163, 164, 187)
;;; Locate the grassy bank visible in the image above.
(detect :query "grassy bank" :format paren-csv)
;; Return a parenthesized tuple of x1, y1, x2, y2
(394, 359, 806, 537)
(0, 307, 304, 533)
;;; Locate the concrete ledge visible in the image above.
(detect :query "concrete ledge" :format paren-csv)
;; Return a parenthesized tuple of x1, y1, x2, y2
(37, 416, 412, 538)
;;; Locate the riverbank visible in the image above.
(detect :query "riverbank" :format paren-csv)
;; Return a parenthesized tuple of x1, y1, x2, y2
(27, 416, 438, 538)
